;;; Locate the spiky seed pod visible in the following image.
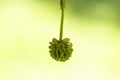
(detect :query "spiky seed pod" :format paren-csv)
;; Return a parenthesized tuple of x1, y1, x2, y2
(49, 38, 73, 62)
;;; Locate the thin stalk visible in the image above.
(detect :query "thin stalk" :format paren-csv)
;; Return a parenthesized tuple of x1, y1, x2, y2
(59, 0, 65, 41)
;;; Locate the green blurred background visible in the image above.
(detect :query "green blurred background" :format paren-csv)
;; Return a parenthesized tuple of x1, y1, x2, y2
(0, 0, 120, 80)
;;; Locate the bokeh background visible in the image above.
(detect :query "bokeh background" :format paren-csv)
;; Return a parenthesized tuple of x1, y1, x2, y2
(0, 0, 120, 80)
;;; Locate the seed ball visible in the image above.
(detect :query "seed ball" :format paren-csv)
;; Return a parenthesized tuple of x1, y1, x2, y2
(49, 38, 73, 62)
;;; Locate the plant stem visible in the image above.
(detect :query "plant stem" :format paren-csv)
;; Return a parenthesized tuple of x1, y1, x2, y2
(59, 0, 65, 41)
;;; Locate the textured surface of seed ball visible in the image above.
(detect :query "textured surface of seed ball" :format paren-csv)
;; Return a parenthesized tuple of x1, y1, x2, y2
(49, 38, 73, 62)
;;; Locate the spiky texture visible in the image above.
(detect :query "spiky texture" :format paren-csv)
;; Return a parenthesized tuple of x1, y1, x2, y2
(49, 38, 73, 62)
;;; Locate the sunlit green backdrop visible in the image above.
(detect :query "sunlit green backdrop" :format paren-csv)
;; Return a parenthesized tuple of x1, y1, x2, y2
(0, 0, 120, 80)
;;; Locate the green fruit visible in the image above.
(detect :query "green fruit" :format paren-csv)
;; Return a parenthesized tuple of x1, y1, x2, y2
(49, 38, 73, 62)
